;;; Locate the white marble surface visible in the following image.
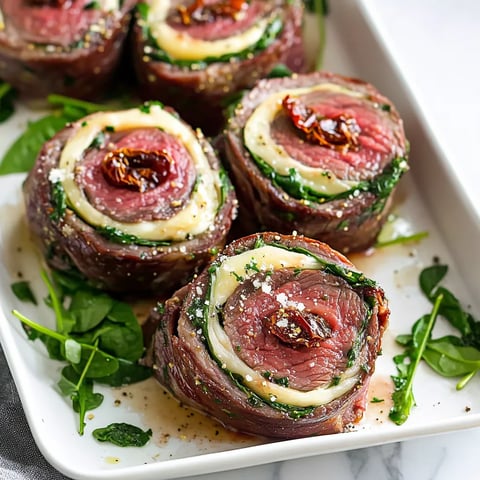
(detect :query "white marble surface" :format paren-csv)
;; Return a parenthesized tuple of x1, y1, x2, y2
(181, 2, 480, 479)
(181, 427, 480, 480)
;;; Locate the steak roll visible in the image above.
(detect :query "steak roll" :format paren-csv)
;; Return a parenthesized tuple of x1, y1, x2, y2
(222, 71, 409, 253)
(0, 0, 136, 100)
(131, 0, 306, 135)
(23, 103, 237, 295)
(148, 232, 389, 438)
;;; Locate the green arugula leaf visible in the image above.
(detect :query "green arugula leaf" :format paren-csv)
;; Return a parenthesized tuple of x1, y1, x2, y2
(389, 296, 443, 426)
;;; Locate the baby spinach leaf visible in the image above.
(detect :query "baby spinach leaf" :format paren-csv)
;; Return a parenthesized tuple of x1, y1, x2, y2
(13, 264, 151, 436)
(92, 423, 152, 447)
(69, 290, 114, 333)
(419, 264, 447, 298)
(95, 359, 152, 387)
(11, 281, 37, 305)
(100, 302, 144, 361)
(391, 263, 480, 424)
(0, 114, 70, 175)
(93, 423, 152, 447)
(0, 81, 16, 123)
(389, 297, 443, 426)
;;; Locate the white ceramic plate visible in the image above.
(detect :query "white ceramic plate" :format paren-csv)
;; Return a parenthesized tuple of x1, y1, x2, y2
(0, 2, 479, 479)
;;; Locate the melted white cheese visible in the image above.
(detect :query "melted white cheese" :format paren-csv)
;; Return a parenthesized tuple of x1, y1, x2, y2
(244, 83, 365, 196)
(207, 245, 361, 407)
(57, 105, 221, 241)
(145, 0, 270, 61)
(98, 0, 119, 11)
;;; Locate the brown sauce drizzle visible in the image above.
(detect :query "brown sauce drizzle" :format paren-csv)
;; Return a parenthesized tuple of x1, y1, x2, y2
(101, 147, 172, 193)
(176, 0, 248, 25)
(282, 95, 361, 152)
(265, 307, 332, 348)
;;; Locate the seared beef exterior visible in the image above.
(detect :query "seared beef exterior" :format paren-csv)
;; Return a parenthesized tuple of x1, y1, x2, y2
(23, 104, 237, 295)
(0, 0, 136, 99)
(148, 232, 389, 439)
(131, 0, 305, 135)
(222, 71, 409, 253)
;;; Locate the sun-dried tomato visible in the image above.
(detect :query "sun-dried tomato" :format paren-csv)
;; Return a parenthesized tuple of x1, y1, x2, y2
(176, 0, 248, 25)
(282, 95, 361, 152)
(101, 148, 172, 193)
(265, 307, 332, 348)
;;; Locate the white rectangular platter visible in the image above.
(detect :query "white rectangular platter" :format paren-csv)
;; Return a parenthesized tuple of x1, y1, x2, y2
(0, 1, 479, 479)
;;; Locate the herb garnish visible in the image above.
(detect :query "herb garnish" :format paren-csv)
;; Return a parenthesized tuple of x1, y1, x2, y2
(92, 423, 152, 447)
(390, 264, 479, 425)
(11, 281, 37, 305)
(12, 269, 151, 435)
(0, 80, 16, 124)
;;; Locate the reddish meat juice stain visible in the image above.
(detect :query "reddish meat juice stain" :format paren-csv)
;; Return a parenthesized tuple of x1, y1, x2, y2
(113, 378, 263, 449)
(365, 375, 394, 425)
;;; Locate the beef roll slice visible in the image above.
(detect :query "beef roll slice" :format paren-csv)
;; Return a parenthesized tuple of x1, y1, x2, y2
(132, 0, 305, 134)
(149, 232, 389, 438)
(223, 71, 409, 253)
(23, 103, 237, 295)
(0, 0, 136, 99)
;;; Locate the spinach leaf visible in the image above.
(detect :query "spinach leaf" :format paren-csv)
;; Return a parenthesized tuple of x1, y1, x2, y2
(69, 290, 114, 333)
(0, 114, 71, 175)
(12, 266, 152, 436)
(267, 64, 293, 78)
(389, 296, 443, 426)
(11, 281, 37, 305)
(92, 423, 152, 447)
(100, 302, 145, 361)
(419, 264, 448, 298)
(0, 81, 16, 123)
(95, 359, 152, 387)
(391, 263, 480, 425)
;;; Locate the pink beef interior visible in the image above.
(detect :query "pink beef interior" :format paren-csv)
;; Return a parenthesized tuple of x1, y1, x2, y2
(1, 0, 103, 46)
(77, 127, 197, 223)
(222, 268, 367, 391)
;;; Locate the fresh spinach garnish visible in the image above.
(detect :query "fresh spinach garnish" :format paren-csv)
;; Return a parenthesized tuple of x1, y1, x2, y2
(389, 264, 479, 425)
(92, 422, 152, 447)
(12, 268, 151, 435)
(11, 281, 37, 305)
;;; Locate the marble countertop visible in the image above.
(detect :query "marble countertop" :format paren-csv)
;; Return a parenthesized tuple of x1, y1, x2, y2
(1, 1, 479, 479)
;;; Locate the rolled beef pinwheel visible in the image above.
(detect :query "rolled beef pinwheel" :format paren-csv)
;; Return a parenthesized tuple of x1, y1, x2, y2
(23, 103, 237, 294)
(148, 232, 389, 438)
(222, 71, 409, 253)
(0, 0, 136, 99)
(131, 0, 305, 134)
